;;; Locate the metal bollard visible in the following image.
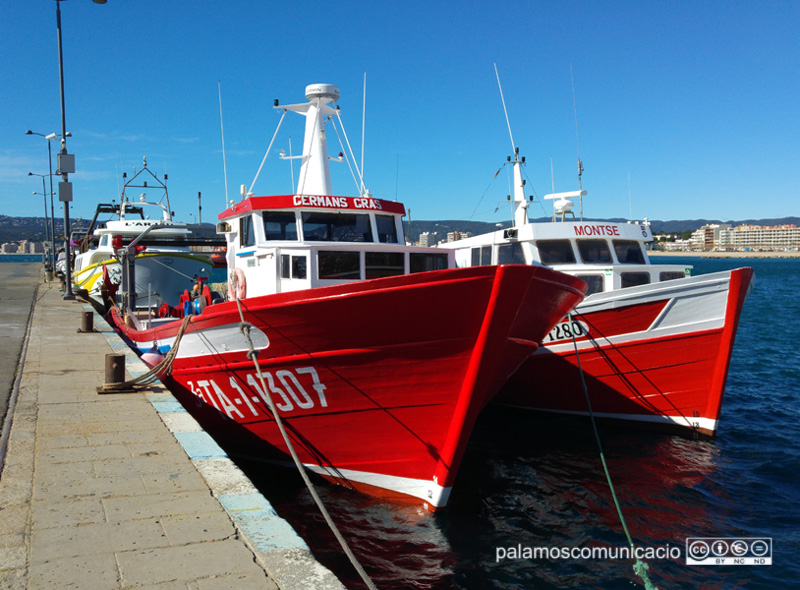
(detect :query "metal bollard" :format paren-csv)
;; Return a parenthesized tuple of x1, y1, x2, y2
(79, 310, 95, 333)
(105, 353, 125, 385)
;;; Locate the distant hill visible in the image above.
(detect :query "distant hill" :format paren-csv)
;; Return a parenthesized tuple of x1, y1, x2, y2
(2, 214, 798, 245)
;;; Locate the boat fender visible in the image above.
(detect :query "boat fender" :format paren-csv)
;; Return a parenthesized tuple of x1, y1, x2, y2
(228, 268, 247, 300)
(141, 345, 165, 368)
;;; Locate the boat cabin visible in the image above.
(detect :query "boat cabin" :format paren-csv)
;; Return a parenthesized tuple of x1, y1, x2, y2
(215, 83, 452, 299)
(443, 219, 689, 296)
(217, 194, 451, 296)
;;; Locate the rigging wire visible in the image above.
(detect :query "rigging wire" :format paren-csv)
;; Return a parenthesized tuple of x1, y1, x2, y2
(249, 109, 288, 196)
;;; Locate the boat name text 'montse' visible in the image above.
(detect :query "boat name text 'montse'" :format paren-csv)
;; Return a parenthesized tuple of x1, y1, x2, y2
(574, 224, 621, 237)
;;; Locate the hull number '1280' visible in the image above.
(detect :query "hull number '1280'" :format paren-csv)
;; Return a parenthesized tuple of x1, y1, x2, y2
(546, 319, 589, 343)
(186, 366, 328, 420)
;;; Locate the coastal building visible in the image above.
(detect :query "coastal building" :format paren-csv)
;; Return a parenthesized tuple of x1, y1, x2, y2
(0, 241, 45, 254)
(19, 240, 44, 254)
(419, 231, 439, 247)
(446, 231, 471, 242)
(718, 224, 800, 251)
(690, 224, 731, 251)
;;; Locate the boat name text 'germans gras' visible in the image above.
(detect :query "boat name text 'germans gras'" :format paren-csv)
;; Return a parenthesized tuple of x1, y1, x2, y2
(573, 224, 620, 237)
(292, 195, 384, 210)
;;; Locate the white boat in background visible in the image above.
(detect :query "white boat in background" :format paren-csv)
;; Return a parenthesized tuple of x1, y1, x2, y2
(440, 145, 753, 437)
(72, 158, 213, 310)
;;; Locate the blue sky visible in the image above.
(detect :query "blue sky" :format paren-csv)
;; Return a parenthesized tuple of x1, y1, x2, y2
(2, 1, 798, 227)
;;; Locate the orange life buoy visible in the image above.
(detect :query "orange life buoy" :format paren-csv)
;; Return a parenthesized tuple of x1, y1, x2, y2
(228, 268, 246, 300)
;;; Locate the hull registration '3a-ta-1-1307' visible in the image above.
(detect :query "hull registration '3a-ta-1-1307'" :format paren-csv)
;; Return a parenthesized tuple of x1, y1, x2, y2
(109, 83, 587, 508)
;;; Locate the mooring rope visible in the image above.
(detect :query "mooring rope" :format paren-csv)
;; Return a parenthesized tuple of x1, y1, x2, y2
(567, 311, 659, 590)
(229, 274, 378, 590)
(102, 312, 194, 390)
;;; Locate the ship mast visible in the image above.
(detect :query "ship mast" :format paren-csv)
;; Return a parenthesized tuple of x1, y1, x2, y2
(494, 64, 529, 228)
(281, 84, 339, 196)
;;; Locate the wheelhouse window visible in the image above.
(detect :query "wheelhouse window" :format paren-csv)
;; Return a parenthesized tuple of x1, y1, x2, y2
(264, 211, 298, 241)
(375, 215, 399, 244)
(240, 215, 255, 247)
(318, 251, 360, 279)
(410, 252, 448, 273)
(470, 246, 492, 266)
(577, 239, 612, 264)
(613, 240, 645, 264)
(471, 248, 480, 266)
(302, 212, 373, 242)
(621, 272, 650, 288)
(659, 271, 685, 282)
(498, 242, 525, 264)
(576, 274, 605, 296)
(281, 254, 307, 279)
(365, 252, 404, 279)
(536, 240, 576, 264)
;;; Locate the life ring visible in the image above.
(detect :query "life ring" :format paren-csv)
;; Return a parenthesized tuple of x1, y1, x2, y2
(228, 268, 247, 300)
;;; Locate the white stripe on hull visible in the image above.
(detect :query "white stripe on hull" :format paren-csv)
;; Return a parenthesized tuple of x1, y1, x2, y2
(134, 323, 270, 358)
(302, 464, 451, 508)
(501, 406, 718, 433)
(543, 270, 733, 354)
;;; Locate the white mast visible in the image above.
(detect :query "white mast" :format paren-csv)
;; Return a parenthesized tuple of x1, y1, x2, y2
(494, 64, 529, 228)
(281, 84, 339, 195)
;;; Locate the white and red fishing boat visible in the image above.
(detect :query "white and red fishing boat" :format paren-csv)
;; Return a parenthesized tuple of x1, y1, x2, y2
(72, 159, 214, 310)
(109, 83, 586, 507)
(441, 144, 753, 437)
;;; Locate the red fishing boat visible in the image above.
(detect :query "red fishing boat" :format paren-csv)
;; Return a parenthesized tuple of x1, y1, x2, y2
(440, 84, 753, 437)
(110, 83, 586, 507)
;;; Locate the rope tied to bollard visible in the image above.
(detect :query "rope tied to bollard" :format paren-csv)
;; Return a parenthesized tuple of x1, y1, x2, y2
(98, 313, 194, 393)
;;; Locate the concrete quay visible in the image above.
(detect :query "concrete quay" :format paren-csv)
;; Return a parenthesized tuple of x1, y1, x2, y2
(0, 268, 345, 590)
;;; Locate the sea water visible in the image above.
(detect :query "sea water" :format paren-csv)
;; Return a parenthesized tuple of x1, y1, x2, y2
(233, 258, 800, 588)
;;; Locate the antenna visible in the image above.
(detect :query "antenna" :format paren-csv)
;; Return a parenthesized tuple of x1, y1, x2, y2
(360, 72, 367, 196)
(289, 136, 295, 194)
(218, 81, 230, 207)
(628, 170, 633, 221)
(394, 153, 399, 201)
(494, 63, 516, 153)
(570, 63, 584, 220)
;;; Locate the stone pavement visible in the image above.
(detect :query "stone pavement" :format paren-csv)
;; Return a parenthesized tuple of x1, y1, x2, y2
(0, 280, 345, 589)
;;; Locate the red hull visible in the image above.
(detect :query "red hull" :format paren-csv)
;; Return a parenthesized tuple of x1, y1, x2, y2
(498, 267, 753, 436)
(111, 265, 585, 506)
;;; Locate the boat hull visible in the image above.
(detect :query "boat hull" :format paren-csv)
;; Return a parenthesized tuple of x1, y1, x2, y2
(111, 265, 585, 507)
(497, 267, 753, 436)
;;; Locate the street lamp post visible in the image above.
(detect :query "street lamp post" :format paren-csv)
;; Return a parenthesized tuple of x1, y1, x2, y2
(55, 0, 75, 299)
(53, 0, 107, 299)
(56, 0, 106, 299)
(28, 173, 53, 275)
(25, 130, 69, 272)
